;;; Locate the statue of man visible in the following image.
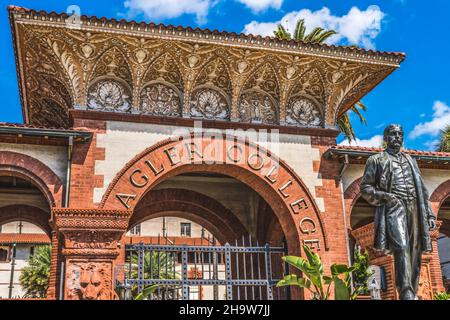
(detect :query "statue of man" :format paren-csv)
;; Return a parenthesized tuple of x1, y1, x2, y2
(360, 124, 436, 300)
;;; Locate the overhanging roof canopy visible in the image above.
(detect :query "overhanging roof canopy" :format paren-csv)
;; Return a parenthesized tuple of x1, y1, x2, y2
(8, 6, 405, 129)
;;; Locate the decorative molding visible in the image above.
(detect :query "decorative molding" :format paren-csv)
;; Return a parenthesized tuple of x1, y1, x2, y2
(10, 8, 399, 129)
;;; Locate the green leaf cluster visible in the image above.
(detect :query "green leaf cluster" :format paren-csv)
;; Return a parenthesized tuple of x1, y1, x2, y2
(276, 244, 360, 300)
(19, 245, 51, 298)
(433, 291, 450, 300)
(129, 251, 181, 300)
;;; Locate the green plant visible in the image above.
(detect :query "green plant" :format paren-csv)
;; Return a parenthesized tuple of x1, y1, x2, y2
(276, 244, 359, 300)
(129, 251, 180, 300)
(19, 245, 51, 298)
(273, 19, 367, 143)
(437, 125, 450, 152)
(352, 248, 374, 296)
(434, 291, 450, 300)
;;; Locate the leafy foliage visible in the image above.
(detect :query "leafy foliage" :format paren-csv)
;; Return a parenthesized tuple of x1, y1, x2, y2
(351, 247, 374, 296)
(19, 245, 51, 298)
(273, 19, 367, 143)
(433, 291, 450, 300)
(437, 125, 450, 152)
(129, 251, 180, 300)
(276, 244, 359, 300)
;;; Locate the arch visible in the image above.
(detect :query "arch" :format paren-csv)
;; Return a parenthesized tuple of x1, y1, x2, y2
(0, 151, 63, 207)
(88, 46, 133, 88)
(142, 52, 184, 91)
(430, 180, 450, 216)
(193, 57, 232, 94)
(344, 176, 363, 229)
(100, 133, 329, 256)
(288, 67, 326, 107)
(131, 188, 249, 245)
(0, 205, 52, 237)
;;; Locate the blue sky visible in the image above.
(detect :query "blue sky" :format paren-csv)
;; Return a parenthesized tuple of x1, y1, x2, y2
(0, 0, 449, 151)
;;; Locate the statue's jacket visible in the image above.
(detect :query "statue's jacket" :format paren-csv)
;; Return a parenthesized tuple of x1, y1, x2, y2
(360, 151, 436, 253)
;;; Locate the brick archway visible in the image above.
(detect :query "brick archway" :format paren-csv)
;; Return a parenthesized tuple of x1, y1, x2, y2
(343, 177, 363, 230)
(101, 133, 328, 256)
(0, 151, 63, 207)
(430, 179, 450, 216)
(131, 188, 249, 245)
(0, 204, 52, 236)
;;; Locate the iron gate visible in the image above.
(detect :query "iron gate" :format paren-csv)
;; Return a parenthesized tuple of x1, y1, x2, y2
(115, 237, 290, 300)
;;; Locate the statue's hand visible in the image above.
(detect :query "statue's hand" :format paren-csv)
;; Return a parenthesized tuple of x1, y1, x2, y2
(383, 192, 399, 205)
(428, 218, 436, 230)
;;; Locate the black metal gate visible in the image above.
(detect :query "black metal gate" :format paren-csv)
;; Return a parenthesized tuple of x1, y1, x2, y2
(115, 237, 290, 300)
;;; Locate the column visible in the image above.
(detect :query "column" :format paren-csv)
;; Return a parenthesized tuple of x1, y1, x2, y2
(52, 208, 130, 300)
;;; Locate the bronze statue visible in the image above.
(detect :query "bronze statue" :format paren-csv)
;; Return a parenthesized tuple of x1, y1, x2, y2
(360, 124, 436, 300)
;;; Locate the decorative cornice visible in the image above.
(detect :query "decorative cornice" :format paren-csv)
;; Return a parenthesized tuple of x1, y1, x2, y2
(8, 6, 403, 130)
(8, 6, 405, 66)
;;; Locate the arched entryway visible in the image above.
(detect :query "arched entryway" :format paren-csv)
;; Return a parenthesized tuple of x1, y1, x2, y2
(101, 133, 327, 254)
(97, 133, 328, 300)
(436, 193, 450, 291)
(0, 176, 53, 299)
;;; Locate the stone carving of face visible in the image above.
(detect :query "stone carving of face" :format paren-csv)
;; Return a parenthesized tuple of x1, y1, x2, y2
(384, 125, 403, 151)
(79, 268, 103, 300)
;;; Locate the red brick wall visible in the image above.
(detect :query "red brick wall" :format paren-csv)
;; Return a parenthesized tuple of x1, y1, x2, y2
(69, 118, 106, 208)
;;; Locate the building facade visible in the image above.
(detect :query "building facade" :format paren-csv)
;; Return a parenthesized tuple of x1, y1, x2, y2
(0, 6, 449, 300)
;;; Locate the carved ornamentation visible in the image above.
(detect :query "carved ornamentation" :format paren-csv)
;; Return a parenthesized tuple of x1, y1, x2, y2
(286, 97, 322, 126)
(417, 264, 433, 300)
(12, 14, 400, 128)
(142, 53, 184, 91)
(66, 261, 112, 300)
(238, 90, 277, 124)
(87, 79, 132, 112)
(190, 88, 229, 120)
(139, 83, 182, 116)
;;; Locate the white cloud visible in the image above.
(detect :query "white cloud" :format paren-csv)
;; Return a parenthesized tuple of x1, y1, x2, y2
(236, 0, 283, 13)
(339, 135, 384, 148)
(409, 101, 450, 139)
(243, 5, 385, 49)
(124, 0, 213, 24)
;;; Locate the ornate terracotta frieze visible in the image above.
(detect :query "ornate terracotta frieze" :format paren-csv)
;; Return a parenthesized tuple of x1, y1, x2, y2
(52, 208, 131, 258)
(9, 7, 402, 129)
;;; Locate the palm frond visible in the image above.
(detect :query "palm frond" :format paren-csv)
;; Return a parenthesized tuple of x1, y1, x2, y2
(274, 24, 291, 40)
(293, 19, 306, 41)
(437, 125, 450, 152)
(349, 101, 367, 124)
(315, 30, 338, 44)
(304, 27, 324, 42)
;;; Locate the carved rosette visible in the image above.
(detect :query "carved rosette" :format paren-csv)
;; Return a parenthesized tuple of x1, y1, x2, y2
(87, 79, 132, 113)
(238, 90, 278, 124)
(286, 97, 322, 126)
(190, 88, 229, 120)
(139, 83, 182, 116)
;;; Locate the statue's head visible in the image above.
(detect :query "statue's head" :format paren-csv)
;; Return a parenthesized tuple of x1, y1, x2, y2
(383, 124, 403, 150)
